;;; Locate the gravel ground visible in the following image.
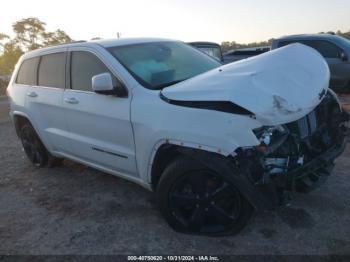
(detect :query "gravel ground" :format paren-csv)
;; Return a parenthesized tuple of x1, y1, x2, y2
(0, 97, 349, 255)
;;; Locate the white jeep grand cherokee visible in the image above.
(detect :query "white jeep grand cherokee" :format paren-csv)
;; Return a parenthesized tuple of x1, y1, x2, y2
(7, 38, 349, 236)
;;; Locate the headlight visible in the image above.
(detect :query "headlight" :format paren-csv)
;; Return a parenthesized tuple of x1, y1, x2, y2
(253, 125, 285, 146)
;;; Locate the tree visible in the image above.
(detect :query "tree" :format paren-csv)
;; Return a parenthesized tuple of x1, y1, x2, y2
(0, 17, 73, 74)
(12, 17, 46, 51)
(0, 33, 9, 53)
(0, 40, 23, 75)
(42, 29, 72, 46)
(336, 30, 350, 40)
(221, 39, 274, 52)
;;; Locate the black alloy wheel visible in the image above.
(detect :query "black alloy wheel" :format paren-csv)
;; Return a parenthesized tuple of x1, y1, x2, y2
(157, 156, 253, 236)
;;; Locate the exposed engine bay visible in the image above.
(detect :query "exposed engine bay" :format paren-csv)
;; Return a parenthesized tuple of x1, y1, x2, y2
(236, 92, 349, 207)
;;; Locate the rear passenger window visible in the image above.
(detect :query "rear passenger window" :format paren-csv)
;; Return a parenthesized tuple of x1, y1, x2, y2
(71, 51, 115, 91)
(38, 52, 66, 88)
(16, 57, 39, 85)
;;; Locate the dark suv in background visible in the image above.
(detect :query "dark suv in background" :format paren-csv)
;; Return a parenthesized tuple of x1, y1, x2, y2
(272, 34, 350, 92)
(188, 42, 224, 62)
(223, 46, 270, 64)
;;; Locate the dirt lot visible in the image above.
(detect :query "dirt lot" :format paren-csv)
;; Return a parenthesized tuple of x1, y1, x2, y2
(0, 96, 349, 255)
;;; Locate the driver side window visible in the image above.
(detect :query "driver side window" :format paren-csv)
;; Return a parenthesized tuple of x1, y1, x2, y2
(70, 51, 117, 91)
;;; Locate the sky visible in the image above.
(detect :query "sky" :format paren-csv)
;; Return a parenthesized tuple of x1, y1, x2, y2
(1, 0, 349, 44)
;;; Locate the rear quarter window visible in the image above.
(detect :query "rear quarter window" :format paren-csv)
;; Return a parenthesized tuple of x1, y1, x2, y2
(16, 57, 39, 85)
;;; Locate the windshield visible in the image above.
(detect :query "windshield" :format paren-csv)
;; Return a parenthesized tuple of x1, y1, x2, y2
(108, 41, 221, 90)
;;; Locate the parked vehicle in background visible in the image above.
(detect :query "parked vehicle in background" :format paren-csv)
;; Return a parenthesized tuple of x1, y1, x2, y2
(272, 34, 350, 93)
(223, 46, 270, 64)
(7, 38, 349, 236)
(188, 42, 224, 62)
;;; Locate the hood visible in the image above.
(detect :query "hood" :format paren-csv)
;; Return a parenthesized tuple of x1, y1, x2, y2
(161, 43, 330, 126)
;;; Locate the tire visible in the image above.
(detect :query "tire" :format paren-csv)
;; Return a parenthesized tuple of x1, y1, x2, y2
(157, 156, 253, 236)
(20, 123, 48, 167)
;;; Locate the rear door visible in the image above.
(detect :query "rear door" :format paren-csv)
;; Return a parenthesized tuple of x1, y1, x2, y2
(62, 48, 137, 176)
(25, 50, 72, 153)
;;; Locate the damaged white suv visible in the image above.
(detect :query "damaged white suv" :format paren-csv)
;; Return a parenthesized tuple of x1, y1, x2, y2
(7, 38, 349, 236)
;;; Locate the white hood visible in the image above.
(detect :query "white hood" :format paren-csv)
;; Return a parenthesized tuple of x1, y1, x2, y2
(161, 43, 330, 126)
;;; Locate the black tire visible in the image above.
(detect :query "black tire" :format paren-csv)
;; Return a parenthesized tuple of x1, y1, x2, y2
(20, 123, 48, 167)
(157, 156, 253, 236)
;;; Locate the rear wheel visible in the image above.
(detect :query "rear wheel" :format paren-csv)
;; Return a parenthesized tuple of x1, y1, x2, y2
(20, 123, 48, 167)
(157, 156, 253, 236)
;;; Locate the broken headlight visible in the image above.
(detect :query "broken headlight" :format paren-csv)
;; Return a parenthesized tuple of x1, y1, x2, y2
(253, 125, 285, 146)
(253, 125, 289, 154)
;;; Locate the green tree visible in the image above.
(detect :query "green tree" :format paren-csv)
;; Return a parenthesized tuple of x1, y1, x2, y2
(12, 17, 46, 51)
(42, 29, 72, 46)
(221, 39, 273, 52)
(0, 17, 73, 75)
(0, 33, 9, 53)
(0, 40, 23, 75)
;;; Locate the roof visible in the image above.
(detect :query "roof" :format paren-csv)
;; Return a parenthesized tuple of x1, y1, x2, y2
(94, 37, 174, 48)
(23, 37, 175, 58)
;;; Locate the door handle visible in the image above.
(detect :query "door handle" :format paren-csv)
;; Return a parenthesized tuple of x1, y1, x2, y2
(64, 97, 79, 104)
(27, 91, 38, 98)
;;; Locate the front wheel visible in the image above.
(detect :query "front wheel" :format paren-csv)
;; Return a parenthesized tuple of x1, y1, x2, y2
(157, 156, 253, 236)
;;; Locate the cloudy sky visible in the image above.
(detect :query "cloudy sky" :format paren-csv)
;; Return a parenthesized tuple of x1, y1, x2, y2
(1, 0, 349, 43)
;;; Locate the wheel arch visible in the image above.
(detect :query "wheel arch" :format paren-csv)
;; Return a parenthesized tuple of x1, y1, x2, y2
(148, 139, 234, 191)
(12, 112, 32, 137)
(149, 141, 278, 211)
(12, 112, 48, 151)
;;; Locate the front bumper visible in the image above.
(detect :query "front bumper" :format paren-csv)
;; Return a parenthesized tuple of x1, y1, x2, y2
(250, 137, 347, 211)
(285, 137, 346, 193)
(249, 106, 349, 211)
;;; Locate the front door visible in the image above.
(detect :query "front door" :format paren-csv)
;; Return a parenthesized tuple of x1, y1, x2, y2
(62, 50, 137, 176)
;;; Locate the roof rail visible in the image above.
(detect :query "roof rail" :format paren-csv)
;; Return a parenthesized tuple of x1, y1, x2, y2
(49, 40, 87, 47)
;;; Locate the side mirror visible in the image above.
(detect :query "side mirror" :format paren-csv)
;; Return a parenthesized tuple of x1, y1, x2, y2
(92, 72, 127, 96)
(339, 51, 348, 62)
(92, 73, 115, 94)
